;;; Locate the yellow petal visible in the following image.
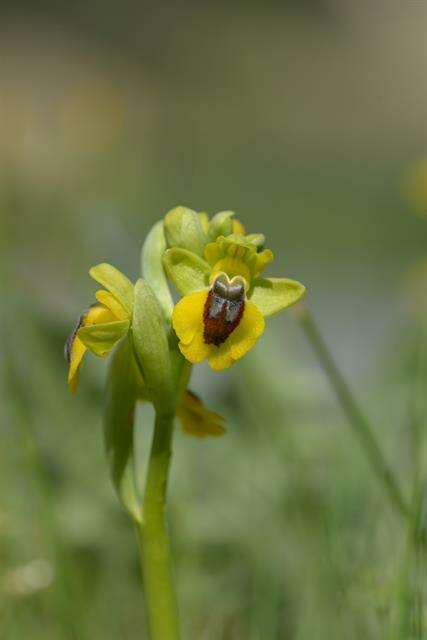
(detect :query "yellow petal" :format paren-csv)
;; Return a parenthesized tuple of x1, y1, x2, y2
(89, 263, 134, 314)
(208, 342, 234, 371)
(206, 300, 265, 371)
(178, 391, 226, 438)
(229, 300, 265, 360)
(179, 330, 211, 364)
(172, 290, 208, 345)
(95, 290, 128, 320)
(85, 304, 116, 325)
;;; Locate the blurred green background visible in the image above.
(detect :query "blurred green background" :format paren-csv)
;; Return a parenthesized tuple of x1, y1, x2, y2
(1, 1, 427, 638)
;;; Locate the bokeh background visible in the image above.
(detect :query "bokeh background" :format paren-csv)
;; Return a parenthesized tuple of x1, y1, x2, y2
(1, 1, 427, 638)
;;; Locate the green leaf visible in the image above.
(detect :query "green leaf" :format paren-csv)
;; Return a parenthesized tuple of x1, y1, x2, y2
(132, 279, 174, 413)
(89, 263, 134, 315)
(250, 278, 306, 317)
(141, 221, 174, 319)
(207, 210, 235, 241)
(163, 248, 211, 296)
(78, 320, 130, 356)
(164, 206, 206, 256)
(104, 337, 141, 522)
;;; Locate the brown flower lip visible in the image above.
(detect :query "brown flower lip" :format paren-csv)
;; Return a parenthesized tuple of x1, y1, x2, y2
(203, 276, 245, 346)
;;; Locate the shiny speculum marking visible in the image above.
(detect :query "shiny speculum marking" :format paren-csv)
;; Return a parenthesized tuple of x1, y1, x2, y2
(203, 275, 245, 346)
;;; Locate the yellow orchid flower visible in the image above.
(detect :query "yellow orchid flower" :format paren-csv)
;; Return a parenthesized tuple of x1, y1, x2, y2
(177, 391, 226, 438)
(65, 263, 134, 392)
(163, 234, 306, 371)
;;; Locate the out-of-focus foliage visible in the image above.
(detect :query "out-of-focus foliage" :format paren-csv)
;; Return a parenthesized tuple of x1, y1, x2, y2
(1, 1, 427, 638)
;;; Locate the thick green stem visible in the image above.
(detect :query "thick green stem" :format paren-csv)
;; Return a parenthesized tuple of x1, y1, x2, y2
(137, 412, 180, 640)
(296, 305, 410, 520)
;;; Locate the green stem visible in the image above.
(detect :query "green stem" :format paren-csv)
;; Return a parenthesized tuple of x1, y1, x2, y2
(295, 305, 410, 520)
(136, 412, 180, 640)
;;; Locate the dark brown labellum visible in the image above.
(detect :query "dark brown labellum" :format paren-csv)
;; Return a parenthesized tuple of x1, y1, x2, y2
(203, 276, 245, 346)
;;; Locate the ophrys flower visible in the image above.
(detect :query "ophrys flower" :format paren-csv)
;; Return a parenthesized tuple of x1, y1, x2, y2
(164, 233, 306, 370)
(65, 263, 134, 392)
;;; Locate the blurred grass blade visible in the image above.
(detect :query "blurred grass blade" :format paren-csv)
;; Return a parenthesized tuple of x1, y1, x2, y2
(296, 304, 410, 520)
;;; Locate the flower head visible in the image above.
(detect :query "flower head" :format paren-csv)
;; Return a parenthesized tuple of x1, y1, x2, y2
(65, 263, 133, 392)
(164, 230, 306, 371)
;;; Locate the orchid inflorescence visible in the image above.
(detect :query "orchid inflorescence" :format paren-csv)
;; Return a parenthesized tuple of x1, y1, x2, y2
(65, 206, 305, 446)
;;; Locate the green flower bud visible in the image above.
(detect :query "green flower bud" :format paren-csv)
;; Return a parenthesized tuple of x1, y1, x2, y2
(207, 210, 235, 241)
(164, 206, 206, 256)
